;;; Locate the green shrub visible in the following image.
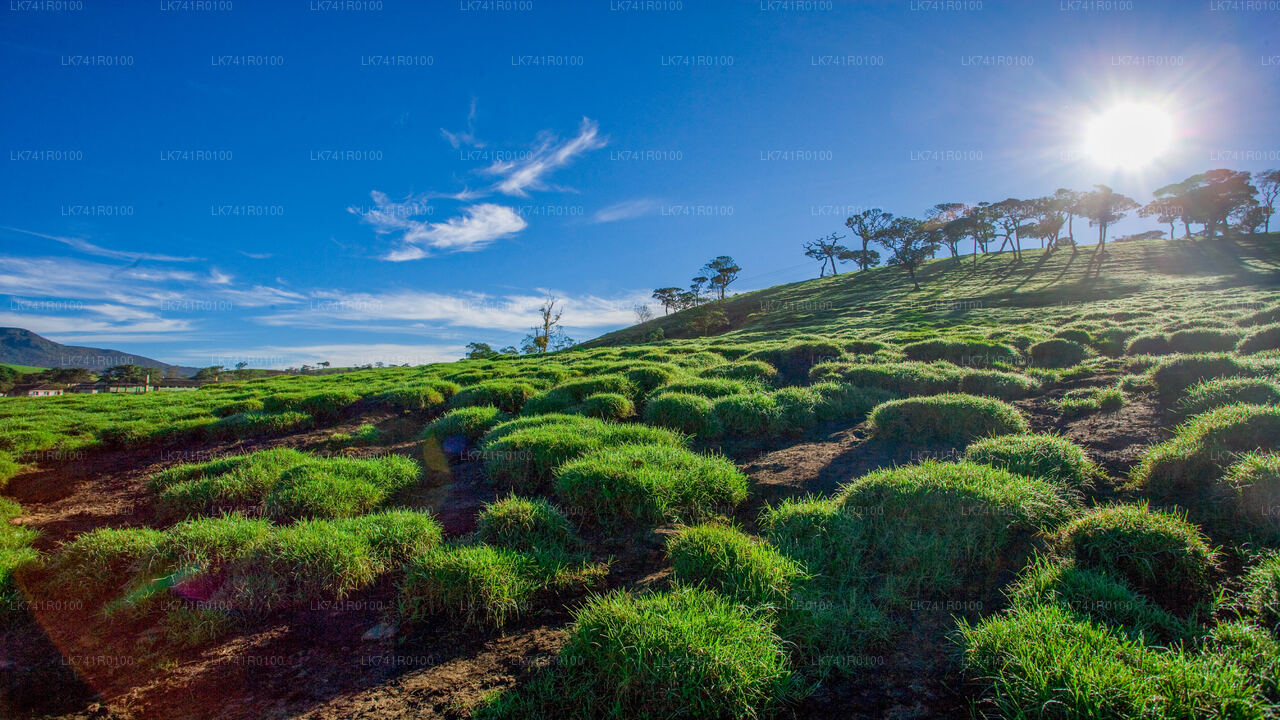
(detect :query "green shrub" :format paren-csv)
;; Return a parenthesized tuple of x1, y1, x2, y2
(555, 588, 794, 719)
(452, 381, 537, 414)
(964, 433, 1101, 492)
(643, 392, 721, 438)
(625, 364, 676, 395)
(1052, 504, 1216, 615)
(960, 604, 1270, 719)
(475, 496, 578, 553)
(956, 369, 1037, 399)
(1005, 556, 1196, 643)
(329, 509, 443, 564)
(53, 527, 166, 598)
(656, 377, 760, 399)
(523, 376, 638, 415)
(228, 519, 380, 610)
(770, 386, 821, 436)
(152, 447, 313, 519)
(901, 338, 1017, 366)
(263, 455, 421, 520)
(1168, 328, 1242, 353)
(667, 524, 803, 606)
(1131, 403, 1280, 503)
(479, 413, 598, 446)
(700, 360, 778, 384)
(1179, 377, 1280, 417)
(578, 392, 635, 421)
(1238, 324, 1280, 355)
(1090, 327, 1133, 357)
(1149, 353, 1259, 400)
(160, 514, 274, 568)
(297, 390, 362, 422)
(1053, 328, 1093, 345)
(1125, 333, 1172, 356)
(556, 444, 748, 528)
(868, 394, 1029, 444)
(1029, 338, 1089, 368)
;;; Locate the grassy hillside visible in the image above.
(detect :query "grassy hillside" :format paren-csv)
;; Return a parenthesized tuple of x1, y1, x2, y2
(3, 233, 1280, 719)
(595, 233, 1280, 345)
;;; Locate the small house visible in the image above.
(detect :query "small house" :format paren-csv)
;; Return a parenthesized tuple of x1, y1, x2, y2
(26, 384, 64, 397)
(68, 383, 108, 394)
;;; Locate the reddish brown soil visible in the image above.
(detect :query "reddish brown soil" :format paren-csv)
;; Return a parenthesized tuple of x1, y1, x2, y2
(1, 386, 1176, 719)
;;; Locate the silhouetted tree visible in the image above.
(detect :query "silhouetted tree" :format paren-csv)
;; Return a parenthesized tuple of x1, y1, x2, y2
(1257, 169, 1280, 233)
(1080, 185, 1139, 253)
(651, 287, 683, 315)
(845, 208, 894, 271)
(802, 232, 850, 276)
(697, 256, 741, 300)
(876, 217, 939, 290)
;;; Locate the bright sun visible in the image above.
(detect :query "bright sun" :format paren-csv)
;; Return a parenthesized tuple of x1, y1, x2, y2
(1084, 103, 1174, 169)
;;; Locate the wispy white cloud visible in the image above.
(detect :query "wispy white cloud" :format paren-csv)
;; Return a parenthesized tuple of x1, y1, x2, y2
(440, 97, 485, 149)
(239, 250, 274, 260)
(2, 226, 202, 262)
(484, 117, 606, 197)
(376, 203, 528, 261)
(593, 198, 661, 223)
(168, 343, 469, 369)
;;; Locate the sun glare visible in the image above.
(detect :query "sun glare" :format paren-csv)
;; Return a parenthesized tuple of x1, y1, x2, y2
(1084, 103, 1174, 170)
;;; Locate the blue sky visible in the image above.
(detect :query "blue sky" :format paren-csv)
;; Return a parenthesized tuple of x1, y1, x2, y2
(2, 0, 1276, 368)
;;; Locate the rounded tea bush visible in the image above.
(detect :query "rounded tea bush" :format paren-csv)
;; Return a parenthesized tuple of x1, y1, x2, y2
(1224, 454, 1280, 535)
(421, 406, 508, 454)
(1177, 377, 1280, 417)
(483, 417, 683, 491)
(578, 392, 635, 421)
(712, 392, 779, 438)
(1148, 353, 1258, 400)
(556, 588, 794, 720)
(956, 369, 1037, 400)
(398, 545, 538, 630)
(1131, 403, 1280, 503)
(868, 393, 1029, 444)
(699, 360, 779, 384)
(901, 338, 1017, 366)
(815, 361, 961, 395)
(748, 340, 845, 383)
(1053, 328, 1093, 345)
(1052, 504, 1216, 615)
(451, 380, 538, 414)
(1028, 338, 1089, 369)
(666, 523, 803, 606)
(1125, 333, 1171, 356)
(1237, 324, 1280, 355)
(643, 392, 721, 438)
(555, 444, 748, 528)
(964, 433, 1101, 493)
(475, 496, 578, 553)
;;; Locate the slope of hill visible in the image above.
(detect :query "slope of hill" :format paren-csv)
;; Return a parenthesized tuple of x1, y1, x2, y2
(592, 233, 1280, 345)
(0, 327, 198, 378)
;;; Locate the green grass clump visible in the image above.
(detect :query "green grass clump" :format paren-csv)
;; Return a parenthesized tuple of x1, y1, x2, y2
(699, 360, 779, 384)
(1005, 556, 1196, 643)
(810, 361, 960, 395)
(522, 376, 637, 415)
(1052, 504, 1216, 615)
(421, 405, 508, 455)
(747, 339, 845, 383)
(656, 377, 761, 399)
(1239, 304, 1280, 328)
(1131, 403, 1280, 504)
(207, 410, 313, 440)
(643, 391, 722, 438)
(770, 386, 821, 436)
(1168, 328, 1242, 353)
(960, 603, 1270, 719)
(378, 386, 446, 412)
(964, 433, 1101, 493)
(264, 455, 421, 520)
(0, 452, 21, 488)
(1238, 324, 1280, 355)
(712, 392, 780, 437)
(956, 369, 1038, 400)
(1224, 454, 1280, 536)
(764, 461, 1073, 610)
(227, 519, 380, 611)
(474, 496, 578, 553)
(452, 380, 538, 414)
(1, 498, 38, 617)
(1149, 353, 1260, 400)
(556, 444, 748, 528)
(578, 392, 635, 421)
(667, 523, 803, 607)
(810, 383, 899, 424)
(1057, 385, 1126, 418)
(1125, 333, 1172, 356)
(901, 338, 1017, 366)
(1053, 328, 1093, 345)
(151, 447, 312, 519)
(52, 527, 166, 598)
(868, 393, 1029, 444)
(553, 588, 795, 720)
(1029, 338, 1089, 368)
(295, 390, 362, 422)
(328, 509, 444, 564)
(398, 544, 602, 630)
(1177, 377, 1280, 417)
(483, 416, 683, 491)
(1241, 552, 1280, 635)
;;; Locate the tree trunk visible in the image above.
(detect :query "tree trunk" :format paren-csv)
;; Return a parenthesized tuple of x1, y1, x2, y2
(830, 256, 839, 275)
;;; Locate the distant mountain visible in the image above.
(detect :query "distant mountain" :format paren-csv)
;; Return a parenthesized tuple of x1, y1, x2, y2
(0, 328, 198, 378)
